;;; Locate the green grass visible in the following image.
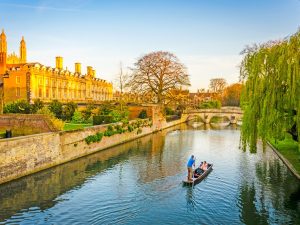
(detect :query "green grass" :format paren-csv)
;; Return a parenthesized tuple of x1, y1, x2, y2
(269, 134, 300, 175)
(64, 123, 93, 131)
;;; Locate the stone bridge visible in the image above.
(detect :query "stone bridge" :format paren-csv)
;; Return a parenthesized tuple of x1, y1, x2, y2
(181, 107, 243, 124)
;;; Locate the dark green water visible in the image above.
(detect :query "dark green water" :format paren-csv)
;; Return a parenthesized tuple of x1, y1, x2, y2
(0, 124, 299, 224)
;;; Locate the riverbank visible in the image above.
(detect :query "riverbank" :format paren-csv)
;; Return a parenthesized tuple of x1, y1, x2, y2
(268, 135, 300, 180)
(0, 105, 185, 185)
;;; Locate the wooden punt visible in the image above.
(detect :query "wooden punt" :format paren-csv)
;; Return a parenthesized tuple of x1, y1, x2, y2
(183, 164, 213, 185)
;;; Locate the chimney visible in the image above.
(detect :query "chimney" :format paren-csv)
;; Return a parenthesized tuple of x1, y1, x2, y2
(75, 62, 81, 74)
(87, 66, 93, 76)
(56, 56, 63, 70)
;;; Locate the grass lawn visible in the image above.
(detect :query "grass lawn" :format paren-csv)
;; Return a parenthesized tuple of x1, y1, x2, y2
(64, 123, 93, 131)
(269, 134, 300, 175)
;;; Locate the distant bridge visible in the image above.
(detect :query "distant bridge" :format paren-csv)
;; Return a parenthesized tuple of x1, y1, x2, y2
(181, 107, 243, 124)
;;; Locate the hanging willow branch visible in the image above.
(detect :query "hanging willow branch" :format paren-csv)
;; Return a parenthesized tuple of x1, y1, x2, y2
(240, 30, 300, 152)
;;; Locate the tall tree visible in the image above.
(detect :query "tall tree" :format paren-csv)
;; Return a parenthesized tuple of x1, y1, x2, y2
(222, 83, 243, 106)
(128, 51, 190, 104)
(240, 30, 300, 151)
(114, 62, 129, 110)
(209, 78, 227, 93)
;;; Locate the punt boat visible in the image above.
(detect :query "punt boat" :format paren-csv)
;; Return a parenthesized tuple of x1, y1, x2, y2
(183, 164, 213, 185)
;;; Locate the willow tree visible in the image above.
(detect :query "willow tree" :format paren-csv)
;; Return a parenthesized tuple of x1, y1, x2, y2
(240, 30, 300, 151)
(128, 51, 190, 104)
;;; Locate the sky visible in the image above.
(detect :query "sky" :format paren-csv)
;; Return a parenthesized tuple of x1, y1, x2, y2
(0, 0, 299, 91)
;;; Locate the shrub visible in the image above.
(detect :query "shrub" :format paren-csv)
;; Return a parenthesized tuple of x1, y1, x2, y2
(48, 100, 63, 119)
(138, 110, 148, 119)
(165, 107, 175, 115)
(127, 125, 134, 132)
(50, 117, 65, 131)
(62, 102, 77, 121)
(72, 110, 83, 123)
(93, 115, 113, 125)
(36, 106, 55, 117)
(32, 99, 44, 113)
(4, 100, 32, 114)
(85, 132, 103, 144)
(198, 100, 221, 109)
(36, 106, 65, 131)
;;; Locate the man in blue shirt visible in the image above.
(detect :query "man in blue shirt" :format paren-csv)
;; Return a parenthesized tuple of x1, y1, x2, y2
(187, 155, 195, 181)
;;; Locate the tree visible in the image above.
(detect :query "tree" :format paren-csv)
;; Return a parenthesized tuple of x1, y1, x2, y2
(128, 51, 190, 104)
(209, 78, 227, 93)
(240, 30, 300, 150)
(48, 100, 63, 119)
(222, 83, 243, 106)
(114, 62, 129, 109)
(32, 99, 44, 113)
(3, 100, 32, 114)
(62, 102, 77, 121)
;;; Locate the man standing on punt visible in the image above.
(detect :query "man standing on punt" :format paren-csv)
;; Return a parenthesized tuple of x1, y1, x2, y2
(187, 155, 195, 181)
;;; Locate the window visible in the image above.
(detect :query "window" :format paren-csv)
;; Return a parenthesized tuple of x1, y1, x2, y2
(16, 76, 20, 84)
(52, 88, 56, 98)
(39, 88, 42, 97)
(46, 89, 49, 98)
(39, 78, 43, 85)
(52, 79, 56, 87)
(16, 87, 20, 97)
(45, 78, 49, 86)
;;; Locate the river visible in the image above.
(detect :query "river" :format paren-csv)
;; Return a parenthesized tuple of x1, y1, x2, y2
(0, 123, 299, 224)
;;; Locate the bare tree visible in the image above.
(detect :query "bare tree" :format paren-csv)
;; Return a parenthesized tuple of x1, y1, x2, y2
(114, 62, 129, 109)
(128, 51, 190, 104)
(209, 78, 227, 93)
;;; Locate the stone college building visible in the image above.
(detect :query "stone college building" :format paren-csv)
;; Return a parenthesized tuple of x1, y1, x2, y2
(0, 29, 113, 109)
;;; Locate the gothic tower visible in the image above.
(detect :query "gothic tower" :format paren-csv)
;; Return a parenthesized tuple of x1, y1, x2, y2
(0, 29, 7, 74)
(20, 36, 26, 63)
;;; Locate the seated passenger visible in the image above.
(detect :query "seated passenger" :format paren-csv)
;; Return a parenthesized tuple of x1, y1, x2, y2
(194, 162, 204, 178)
(201, 161, 208, 171)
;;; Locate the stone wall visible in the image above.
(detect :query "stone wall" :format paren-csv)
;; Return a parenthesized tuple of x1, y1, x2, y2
(0, 106, 184, 184)
(128, 105, 154, 120)
(0, 114, 58, 136)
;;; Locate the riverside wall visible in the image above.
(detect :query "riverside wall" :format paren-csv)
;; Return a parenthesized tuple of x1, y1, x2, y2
(0, 106, 185, 184)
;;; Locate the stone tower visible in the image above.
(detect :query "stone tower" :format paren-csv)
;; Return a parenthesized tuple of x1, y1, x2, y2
(20, 36, 26, 63)
(0, 29, 7, 74)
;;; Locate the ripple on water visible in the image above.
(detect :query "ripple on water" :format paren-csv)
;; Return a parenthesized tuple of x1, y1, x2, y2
(0, 126, 299, 224)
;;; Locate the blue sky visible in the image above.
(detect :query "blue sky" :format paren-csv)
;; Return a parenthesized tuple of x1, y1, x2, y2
(0, 0, 299, 91)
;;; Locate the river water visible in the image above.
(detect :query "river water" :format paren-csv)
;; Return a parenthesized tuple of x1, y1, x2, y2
(0, 124, 299, 224)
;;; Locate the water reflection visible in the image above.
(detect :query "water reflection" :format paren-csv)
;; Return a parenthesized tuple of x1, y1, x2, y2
(0, 124, 299, 224)
(0, 125, 180, 223)
(238, 183, 269, 224)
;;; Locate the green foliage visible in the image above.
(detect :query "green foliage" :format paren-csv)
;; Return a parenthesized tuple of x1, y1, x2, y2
(127, 124, 134, 132)
(72, 110, 83, 123)
(93, 115, 113, 125)
(165, 107, 175, 115)
(4, 100, 32, 114)
(36, 106, 55, 116)
(48, 100, 63, 119)
(63, 123, 92, 131)
(85, 132, 103, 145)
(198, 100, 221, 109)
(36, 106, 65, 131)
(62, 102, 77, 121)
(269, 134, 300, 174)
(138, 110, 148, 119)
(240, 30, 300, 151)
(81, 103, 96, 122)
(32, 99, 44, 113)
